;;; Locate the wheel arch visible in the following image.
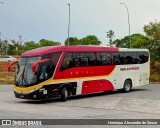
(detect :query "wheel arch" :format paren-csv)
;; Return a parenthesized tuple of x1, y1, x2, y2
(124, 78, 132, 87)
(59, 83, 72, 96)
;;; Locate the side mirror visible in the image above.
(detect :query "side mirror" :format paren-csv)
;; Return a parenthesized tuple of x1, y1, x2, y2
(8, 61, 18, 72)
(32, 59, 51, 73)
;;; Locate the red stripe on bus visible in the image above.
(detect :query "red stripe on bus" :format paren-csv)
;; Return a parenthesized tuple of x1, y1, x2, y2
(54, 66, 115, 79)
(81, 79, 114, 94)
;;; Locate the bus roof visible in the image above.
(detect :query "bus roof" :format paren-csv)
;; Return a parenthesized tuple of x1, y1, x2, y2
(21, 45, 148, 57)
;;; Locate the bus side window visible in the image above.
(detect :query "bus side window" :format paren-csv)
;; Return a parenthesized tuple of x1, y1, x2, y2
(132, 52, 138, 64)
(125, 52, 134, 64)
(96, 52, 102, 65)
(120, 53, 125, 64)
(112, 53, 121, 65)
(101, 52, 112, 65)
(61, 53, 73, 70)
(80, 53, 88, 66)
(72, 52, 80, 67)
(85, 52, 96, 66)
(144, 52, 149, 62)
(137, 52, 148, 64)
(80, 57, 88, 66)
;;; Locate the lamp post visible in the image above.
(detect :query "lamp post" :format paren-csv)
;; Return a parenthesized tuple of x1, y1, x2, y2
(0, 2, 4, 40)
(67, 3, 70, 46)
(0, 2, 4, 55)
(120, 3, 131, 48)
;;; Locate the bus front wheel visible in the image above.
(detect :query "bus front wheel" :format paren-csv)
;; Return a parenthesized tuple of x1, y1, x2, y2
(61, 87, 68, 102)
(122, 80, 132, 93)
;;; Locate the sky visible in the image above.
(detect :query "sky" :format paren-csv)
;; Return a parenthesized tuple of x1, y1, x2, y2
(0, 0, 160, 46)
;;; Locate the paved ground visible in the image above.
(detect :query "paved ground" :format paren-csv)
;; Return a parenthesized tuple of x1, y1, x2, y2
(0, 84, 160, 128)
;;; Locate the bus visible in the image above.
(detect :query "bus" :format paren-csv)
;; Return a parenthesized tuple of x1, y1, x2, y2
(8, 46, 150, 101)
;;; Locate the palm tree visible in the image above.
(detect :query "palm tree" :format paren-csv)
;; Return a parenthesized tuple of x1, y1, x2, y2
(106, 30, 115, 46)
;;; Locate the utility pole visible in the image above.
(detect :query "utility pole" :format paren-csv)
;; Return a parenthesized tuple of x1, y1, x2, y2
(67, 3, 70, 46)
(4, 37, 8, 55)
(18, 35, 23, 45)
(0, 2, 4, 55)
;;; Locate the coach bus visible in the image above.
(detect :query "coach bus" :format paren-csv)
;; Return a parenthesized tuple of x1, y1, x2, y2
(8, 46, 150, 101)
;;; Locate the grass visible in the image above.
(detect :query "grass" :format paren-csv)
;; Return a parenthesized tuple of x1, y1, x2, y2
(0, 62, 15, 84)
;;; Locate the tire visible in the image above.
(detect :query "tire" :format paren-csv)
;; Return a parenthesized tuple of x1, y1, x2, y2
(61, 87, 68, 102)
(123, 80, 132, 93)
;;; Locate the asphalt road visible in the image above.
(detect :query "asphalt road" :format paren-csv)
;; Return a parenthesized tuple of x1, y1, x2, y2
(0, 84, 160, 128)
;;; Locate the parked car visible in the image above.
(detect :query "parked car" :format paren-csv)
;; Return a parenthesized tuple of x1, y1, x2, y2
(0, 56, 17, 62)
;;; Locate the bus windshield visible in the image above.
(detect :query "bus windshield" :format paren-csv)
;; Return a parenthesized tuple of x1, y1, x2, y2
(15, 57, 41, 86)
(15, 52, 61, 87)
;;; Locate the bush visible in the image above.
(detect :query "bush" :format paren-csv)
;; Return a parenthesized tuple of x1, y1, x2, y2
(150, 73, 160, 82)
(0, 62, 15, 84)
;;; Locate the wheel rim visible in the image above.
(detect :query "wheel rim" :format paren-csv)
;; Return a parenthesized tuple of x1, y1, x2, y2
(125, 82, 131, 91)
(64, 89, 68, 98)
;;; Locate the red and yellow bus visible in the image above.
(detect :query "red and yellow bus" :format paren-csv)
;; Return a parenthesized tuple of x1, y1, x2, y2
(8, 46, 150, 101)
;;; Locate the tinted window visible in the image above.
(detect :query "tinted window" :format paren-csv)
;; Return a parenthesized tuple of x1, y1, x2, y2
(132, 52, 138, 64)
(125, 52, 134, 64)
(101, 52, 112, 65)
(137, 52, 149, 64)
(79, 52, 96, 66)
(72, 52, 80, 67)
(40, 52, 61, 79)
(144, 52, 149, 62)
(96, 52, 102, 65)
(112, 53, 120, 65)
(60, 51, 149, 71)
(80, 53, 89, 66)
(61, 53, 72, 70)
(120, 53, 125, 64)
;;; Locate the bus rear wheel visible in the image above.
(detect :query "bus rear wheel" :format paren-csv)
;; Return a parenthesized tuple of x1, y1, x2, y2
(60, 87, 68, 102)
(122, 80, 132, 93)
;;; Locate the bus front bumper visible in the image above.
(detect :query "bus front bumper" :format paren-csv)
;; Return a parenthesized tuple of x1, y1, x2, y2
(14, 88, 60, 100)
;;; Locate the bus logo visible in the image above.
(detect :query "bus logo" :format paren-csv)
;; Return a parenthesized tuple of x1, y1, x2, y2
(120, 67, 139, 71)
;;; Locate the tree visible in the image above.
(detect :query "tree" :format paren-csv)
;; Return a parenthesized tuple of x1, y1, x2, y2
(23, 41, 39, 50)
(144, 20, 160, 40)
(39, 39, 61, 47)
(0, 40, 6, 55)
(106, 30, 115, 46)
(79, 35, 101, 45)
(143, 21, 160, 65)
(11, 39, 20, 50)
(130, 34, 149, 48)
(8, 39, 23, 55)
(113, 36, 129, 48)
(64, 37, 79, 46)
(64, 35, 101, 46)
(112, 34, 149, 48)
